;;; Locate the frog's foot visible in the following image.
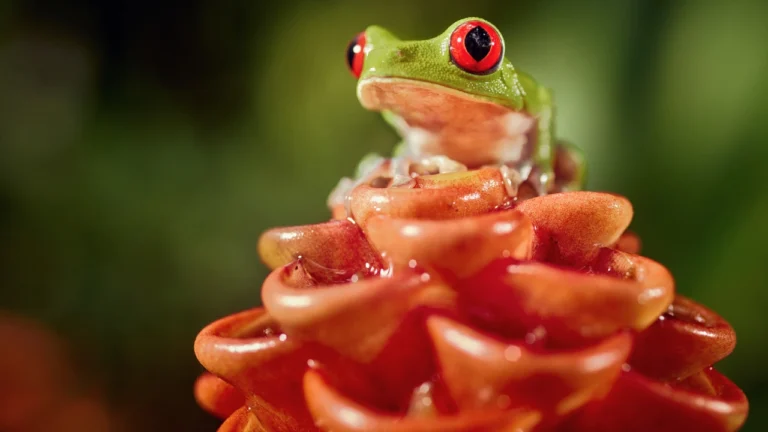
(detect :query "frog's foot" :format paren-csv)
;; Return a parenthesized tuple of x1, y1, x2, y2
(328, 153, 471, 216)
(495, 160, 552, 200)
(496, 142, 587, 198)
(499, 164, 526, 197)
(388, 155, 413, 186)
(328, 153, 468, 217)
(390, 155, 468, 186)
(327, 177, 356, 215)
(328, 153, 391, 217)
(554, 140, 587, 192)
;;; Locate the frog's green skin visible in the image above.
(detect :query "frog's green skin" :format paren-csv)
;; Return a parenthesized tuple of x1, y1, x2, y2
(352, 17, 586, 194)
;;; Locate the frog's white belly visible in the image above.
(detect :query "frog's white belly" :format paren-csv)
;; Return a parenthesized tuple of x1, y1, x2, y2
(358, 77, 536, 168)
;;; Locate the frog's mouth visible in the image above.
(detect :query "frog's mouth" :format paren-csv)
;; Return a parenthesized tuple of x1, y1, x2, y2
(357, 77, 535, 168)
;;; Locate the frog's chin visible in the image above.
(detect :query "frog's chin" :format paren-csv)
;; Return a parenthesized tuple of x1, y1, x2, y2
(357, 76, 506, 114)
(357, 77, 536, 168)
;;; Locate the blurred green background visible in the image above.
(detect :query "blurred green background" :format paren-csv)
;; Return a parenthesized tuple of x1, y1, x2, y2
(0, 0, 766, 430)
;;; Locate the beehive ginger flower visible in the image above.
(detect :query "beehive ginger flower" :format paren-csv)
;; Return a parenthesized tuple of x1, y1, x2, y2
(194, 166, 748, 432)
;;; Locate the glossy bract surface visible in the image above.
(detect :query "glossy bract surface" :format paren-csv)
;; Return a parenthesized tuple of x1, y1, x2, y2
(194, 164, 747, 431)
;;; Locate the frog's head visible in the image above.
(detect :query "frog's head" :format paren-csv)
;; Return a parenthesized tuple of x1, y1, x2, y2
(347, 18, 527, 110)
(345, 18, 533, 167)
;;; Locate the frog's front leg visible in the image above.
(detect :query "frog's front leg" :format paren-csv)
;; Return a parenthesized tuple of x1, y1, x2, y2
(515, 77, 557, 196)
(518, 139, 586, 194)
(327, 152, 385, 215)
(525, 84, 586, 193)
(354, 152, 386, 178)
(353, 147, 412, 186)
(392, 141, 409, 158)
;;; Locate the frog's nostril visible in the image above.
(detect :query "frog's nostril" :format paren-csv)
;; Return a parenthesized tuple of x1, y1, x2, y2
(388, 50, 406, 63)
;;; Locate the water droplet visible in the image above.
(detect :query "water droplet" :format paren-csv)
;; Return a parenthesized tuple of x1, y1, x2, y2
(525, 325, 546, 344)
(401, 224, 422, 237)
(637, 287, 664, 305)
(407, 381, 436, 417)
(493, 221, 514, 235)
(477, 386, 494, 402)
(504, 345, 522, 362)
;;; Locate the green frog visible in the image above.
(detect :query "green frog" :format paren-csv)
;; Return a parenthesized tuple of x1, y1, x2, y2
(337, 17, 585, 204)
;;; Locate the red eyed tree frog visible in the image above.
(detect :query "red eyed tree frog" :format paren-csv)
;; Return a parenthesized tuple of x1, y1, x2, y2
(333, 17, 585, 206)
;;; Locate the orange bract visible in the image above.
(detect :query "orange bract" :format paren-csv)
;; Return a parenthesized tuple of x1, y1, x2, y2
(195, 167, 748, 431)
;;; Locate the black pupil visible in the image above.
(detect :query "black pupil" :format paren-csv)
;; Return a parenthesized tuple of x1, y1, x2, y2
(464, 26, 492, 62)
(346, 36, 359, 69)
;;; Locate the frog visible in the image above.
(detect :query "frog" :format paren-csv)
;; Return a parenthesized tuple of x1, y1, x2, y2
(341, 17, 586, 197)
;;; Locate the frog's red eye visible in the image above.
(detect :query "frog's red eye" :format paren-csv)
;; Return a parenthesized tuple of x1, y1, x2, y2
(346, 32, 367, 78)
(449, 21, 503, 75)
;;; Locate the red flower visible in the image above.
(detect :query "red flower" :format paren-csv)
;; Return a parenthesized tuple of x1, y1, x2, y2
(194, 166, 748, 431)
(0, 313, 113, 432)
